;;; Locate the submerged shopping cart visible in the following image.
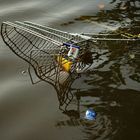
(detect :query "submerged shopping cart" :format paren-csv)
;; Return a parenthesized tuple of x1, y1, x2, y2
(1, 21, 139, 110)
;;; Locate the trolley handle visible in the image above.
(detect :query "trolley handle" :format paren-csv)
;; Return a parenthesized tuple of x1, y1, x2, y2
(63, 42, 80, 49)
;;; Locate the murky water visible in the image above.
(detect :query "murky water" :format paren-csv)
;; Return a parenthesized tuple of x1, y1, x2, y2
(0, 0, 140, 140)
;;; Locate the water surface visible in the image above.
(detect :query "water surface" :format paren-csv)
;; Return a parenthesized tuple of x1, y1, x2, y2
(0, 0, 140, 140)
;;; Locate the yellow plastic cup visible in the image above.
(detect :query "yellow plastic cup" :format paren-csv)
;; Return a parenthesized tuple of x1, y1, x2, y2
(57, 56, 72, 72)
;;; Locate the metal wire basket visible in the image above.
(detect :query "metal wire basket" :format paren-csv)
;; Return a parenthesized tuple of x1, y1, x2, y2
(1, 21, 93, 110)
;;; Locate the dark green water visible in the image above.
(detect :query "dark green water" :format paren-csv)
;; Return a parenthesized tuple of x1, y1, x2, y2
(0, 0, 140, 140)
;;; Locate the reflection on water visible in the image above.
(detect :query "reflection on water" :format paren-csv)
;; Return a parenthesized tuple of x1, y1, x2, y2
(0, 0, 140, 140)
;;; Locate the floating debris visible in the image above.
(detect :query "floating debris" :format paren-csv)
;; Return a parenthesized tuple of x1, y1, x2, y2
(98, 3, 105, 10)
(21, 70, 27, 75)
(85, 108, 96, 120)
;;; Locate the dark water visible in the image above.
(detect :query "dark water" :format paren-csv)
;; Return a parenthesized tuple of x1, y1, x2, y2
(0, 0, 140, 140)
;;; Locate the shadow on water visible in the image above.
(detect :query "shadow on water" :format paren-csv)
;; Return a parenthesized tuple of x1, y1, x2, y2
(0, 0, 140, 140)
